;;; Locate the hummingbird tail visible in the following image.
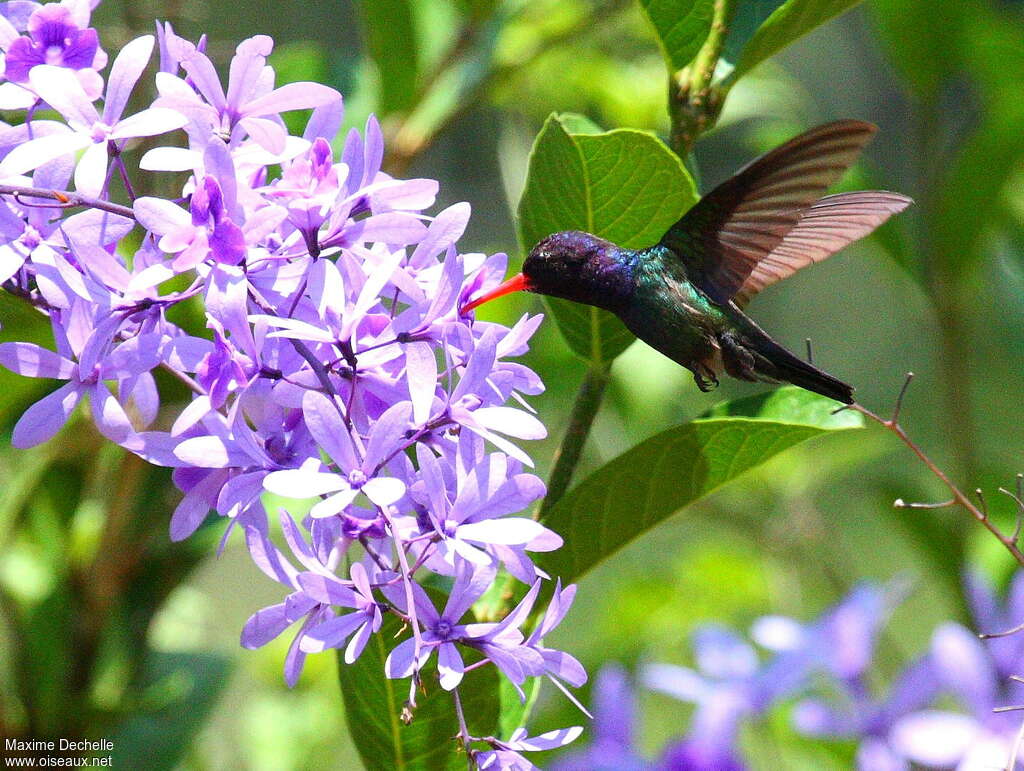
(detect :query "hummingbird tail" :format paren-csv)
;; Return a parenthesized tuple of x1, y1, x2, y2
(721, 331, 855, 404)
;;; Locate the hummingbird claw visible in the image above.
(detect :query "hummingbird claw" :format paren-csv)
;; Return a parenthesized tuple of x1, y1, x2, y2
(693, 365, 719, 392)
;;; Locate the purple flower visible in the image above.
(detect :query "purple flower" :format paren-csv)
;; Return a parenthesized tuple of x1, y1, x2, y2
(477, 726, 584, 770)
(0, 20, 584, 751)
(553, 665, 651, 770)
(3, 1, 106, 99)
(0, 36, 187, 195)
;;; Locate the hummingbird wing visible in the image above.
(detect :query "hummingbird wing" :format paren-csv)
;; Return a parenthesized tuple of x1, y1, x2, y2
(732, 191, 913, 307)
(659, 120, 878, 304)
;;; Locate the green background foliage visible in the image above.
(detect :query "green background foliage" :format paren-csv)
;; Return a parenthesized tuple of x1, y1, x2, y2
(3, 0, 1024, 768)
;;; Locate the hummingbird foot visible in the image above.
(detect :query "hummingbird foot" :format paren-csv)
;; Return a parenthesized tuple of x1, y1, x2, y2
(692, 364, 719, 392)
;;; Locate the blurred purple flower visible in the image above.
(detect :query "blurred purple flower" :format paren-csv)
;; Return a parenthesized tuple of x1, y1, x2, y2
(553, 664, 652, 771)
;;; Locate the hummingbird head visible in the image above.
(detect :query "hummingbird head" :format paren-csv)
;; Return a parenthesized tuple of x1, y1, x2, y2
(461, 230, 635, 314)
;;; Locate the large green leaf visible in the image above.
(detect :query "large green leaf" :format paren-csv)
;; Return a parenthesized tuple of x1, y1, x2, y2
(358, 0, 420, 115)
(338, 613, 500, 770)
(638, 0, 715, 70)
(728, 0, 864, 81)
(518, 114, 698, 364)
(536, 388, 862, 581)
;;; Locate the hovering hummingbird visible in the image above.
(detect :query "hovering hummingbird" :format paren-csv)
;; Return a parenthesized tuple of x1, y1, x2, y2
(461, 120, 911, 404)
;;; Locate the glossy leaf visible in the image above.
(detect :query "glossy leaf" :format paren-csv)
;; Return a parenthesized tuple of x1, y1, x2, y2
(518, 114, 698, 363)
(358, 0, 419, 115)
(537, 388, 862, 581)
(728, 0, 864, 81)
(338, 613, 500, 770)
(639, 0, 715, 70)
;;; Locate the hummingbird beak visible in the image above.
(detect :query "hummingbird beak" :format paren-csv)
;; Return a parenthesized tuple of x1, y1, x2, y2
(460, 273, 531, 314)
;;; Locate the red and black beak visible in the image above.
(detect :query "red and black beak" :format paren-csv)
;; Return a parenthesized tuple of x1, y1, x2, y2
(460, 273, 532, 314)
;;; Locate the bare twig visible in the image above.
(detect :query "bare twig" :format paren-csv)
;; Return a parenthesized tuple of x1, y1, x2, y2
(0, 183, 134, 219)
(853, 374, 1024, 567)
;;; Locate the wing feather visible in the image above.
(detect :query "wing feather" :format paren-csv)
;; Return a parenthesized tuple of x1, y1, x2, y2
(659, 120, 879, 303)
(732, 191, 913, 307)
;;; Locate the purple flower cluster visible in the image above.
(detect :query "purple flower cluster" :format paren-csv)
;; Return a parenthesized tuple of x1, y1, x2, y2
(0, 5, 584, 760)
(557, 576, 1024, 771)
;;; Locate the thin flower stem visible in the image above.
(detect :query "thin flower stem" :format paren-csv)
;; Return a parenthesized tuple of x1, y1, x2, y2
(852, 376, 1024, 567)
(0, 183, 135, 219)
(452, 686, 474, 770)
(379, 505, 425, 701)
(535, 363, 611, 520)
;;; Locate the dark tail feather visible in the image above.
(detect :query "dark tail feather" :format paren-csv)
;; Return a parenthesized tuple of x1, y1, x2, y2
(722, 330, 855, 404)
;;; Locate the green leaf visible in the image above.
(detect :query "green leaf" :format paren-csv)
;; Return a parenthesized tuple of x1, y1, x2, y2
(722, 0, 787, 65)
(536, 388, 862, 581)
(338, 613, 500, 770)
(638, 0, 716, 70)
(357, 0, 420, 115)
(728, 0, 864, 81)
(517, 114, 698, 364)
(111, 652, 232, 771)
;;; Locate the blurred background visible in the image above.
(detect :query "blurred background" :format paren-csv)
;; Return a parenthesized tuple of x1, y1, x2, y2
(2, 0, 1024, 767)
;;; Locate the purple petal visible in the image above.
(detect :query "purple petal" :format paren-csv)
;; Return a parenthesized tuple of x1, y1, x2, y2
(930, 622, 996, 715)
(405, 342, 437, 425)
(241, 81, 341, 118)
(301, 390, 358, 469)
(28, 64, 99, 126)
(309, 488, 358, 519)
(458, 518, 545, 546)
(345, 619, 375, 664)
(509, 726, 583, 752)
(438, 641, 464, 690)
(110, 107, 188, 140)
(169, 469, 223, 541)
(241, 602, 292, 648)
(363, 476, 406, 507)
(473, 407, 547, 440)
(174, 435, 252, 468)
(180, 50, 226, 110)
(303, 98, 344, 142)
(384, 637, 419, 679)
(0, 342, 74, 379)
(297, 572, 358, 606)
(0, 130, 89, 176)
(89, 382, 133, 443)
(12, 381, 82, 448)
(888, 710, 978, 767)
(103, 34, 155, 124)
(238, 115, 286, 154)
(363, 401, 412, 470)
(264, 466, 343, 498)
(73, 141, 109, 197)
(409, 202, 470, 268)
(300, 612, 365, 653)
(694, 625, 759, 680)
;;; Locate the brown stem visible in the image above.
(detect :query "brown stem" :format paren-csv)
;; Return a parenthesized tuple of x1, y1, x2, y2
(0, 184, 135, 219)
(850, 376, 1024, 566)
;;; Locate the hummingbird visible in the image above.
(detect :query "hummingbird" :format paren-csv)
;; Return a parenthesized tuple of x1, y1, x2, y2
(461, 120, 912, 404)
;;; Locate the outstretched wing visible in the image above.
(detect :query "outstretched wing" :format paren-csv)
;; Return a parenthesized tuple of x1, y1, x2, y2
(732, 191, 912, 307)
(659, 120, 878, 304)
